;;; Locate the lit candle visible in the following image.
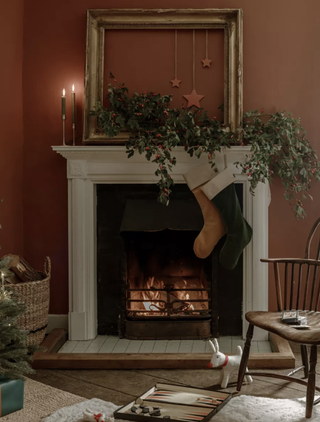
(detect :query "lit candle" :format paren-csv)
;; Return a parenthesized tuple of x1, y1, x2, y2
(1, 271, 4, 289)
(61, 88, 66, 116)
(71, 84, 75, 124)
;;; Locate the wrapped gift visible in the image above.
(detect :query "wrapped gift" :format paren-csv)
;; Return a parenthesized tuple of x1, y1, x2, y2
(0, 378, 24, 416)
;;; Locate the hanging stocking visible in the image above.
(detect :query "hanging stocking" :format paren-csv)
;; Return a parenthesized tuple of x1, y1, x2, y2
(183, 162, 233, 258)
(184, 161, 252, 269)
(191, 187, 226, 259)
(200, 175, 253, 270)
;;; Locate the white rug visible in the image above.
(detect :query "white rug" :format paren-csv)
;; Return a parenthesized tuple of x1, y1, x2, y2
(42, 395, 320, 422)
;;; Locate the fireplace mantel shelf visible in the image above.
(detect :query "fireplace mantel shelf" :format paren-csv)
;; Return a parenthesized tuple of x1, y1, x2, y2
(52, 144, 268, 341)
(52, 145, 250, 166)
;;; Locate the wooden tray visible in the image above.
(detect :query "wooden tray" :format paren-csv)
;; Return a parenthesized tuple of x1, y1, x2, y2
(114, 383, 232, 422)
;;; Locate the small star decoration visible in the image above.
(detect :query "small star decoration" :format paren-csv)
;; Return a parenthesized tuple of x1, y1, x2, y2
(201, 58, 212, 68)
(170, 78, 181, 88)
(183, 90, 205, 108)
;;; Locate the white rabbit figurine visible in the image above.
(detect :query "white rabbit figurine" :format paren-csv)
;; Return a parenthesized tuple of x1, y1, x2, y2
(83, 409, 113, 422)
(207, 338, 253, 388)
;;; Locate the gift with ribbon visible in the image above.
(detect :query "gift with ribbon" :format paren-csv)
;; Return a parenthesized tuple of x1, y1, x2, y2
(0, 378, 24, 417)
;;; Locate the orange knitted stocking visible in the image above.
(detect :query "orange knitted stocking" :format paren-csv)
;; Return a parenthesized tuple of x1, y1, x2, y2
(192, 187, 226, 259)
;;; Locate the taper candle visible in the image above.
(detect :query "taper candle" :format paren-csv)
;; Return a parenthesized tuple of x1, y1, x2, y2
(72, 84, 75, 124)
(61, 88, 66, 115)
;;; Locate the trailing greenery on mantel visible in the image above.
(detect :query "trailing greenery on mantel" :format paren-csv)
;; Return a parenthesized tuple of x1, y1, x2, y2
(91, 75, 320, 219)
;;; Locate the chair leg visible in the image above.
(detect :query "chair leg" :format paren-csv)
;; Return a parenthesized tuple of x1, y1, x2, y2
(301, 344, 309, 378)
(306, 345, 317, 419)
(237, 323, 254, 392)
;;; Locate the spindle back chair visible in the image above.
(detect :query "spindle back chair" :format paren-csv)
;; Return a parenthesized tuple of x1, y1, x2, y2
(237, 217, 320, 419)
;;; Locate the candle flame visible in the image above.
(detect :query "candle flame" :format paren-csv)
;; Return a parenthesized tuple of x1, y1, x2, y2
(72, 84, 75, 92)
(62, 89, 65, 96)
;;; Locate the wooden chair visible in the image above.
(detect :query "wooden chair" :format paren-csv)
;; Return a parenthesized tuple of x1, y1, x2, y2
(237, 217, 320, 419)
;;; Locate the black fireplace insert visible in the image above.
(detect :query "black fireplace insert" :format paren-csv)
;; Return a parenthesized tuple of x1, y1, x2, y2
(96, 184, 243, 339)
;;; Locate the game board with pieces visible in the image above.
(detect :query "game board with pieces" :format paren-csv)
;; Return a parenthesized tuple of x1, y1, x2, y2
(114, 383, 232, 422)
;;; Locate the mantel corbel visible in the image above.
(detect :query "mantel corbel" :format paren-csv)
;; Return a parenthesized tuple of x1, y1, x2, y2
(67, 160, 88, 179)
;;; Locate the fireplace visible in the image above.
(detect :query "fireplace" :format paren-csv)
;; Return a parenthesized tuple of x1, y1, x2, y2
(52, 146, 269, 341)
(96, 185, 243, 339)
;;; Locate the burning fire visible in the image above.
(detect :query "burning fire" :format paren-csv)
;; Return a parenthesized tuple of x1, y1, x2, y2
(140, 278, 196, 313)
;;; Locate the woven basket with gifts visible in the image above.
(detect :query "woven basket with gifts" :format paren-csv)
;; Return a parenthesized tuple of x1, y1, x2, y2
(2, 254, 51, 346)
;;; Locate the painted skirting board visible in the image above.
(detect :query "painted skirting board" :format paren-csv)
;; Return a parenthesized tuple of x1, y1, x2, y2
(47, 314, 68, 333)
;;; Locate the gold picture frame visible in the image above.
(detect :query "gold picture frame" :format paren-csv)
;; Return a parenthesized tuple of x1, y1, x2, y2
(83, 8, 243, 144)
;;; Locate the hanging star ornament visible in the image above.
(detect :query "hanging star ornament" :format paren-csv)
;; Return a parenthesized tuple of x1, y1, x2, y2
(201, 58, 212, 68)
(183, 90, 205, 108)
(170, 78, 181, 88)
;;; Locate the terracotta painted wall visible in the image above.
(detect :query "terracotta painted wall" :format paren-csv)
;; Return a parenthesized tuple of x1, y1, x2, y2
(23, 0, 320, 314)
(0, 0, 24, 255)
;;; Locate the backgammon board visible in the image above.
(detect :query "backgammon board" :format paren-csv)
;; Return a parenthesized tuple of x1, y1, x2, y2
(114, 383, 232, 422)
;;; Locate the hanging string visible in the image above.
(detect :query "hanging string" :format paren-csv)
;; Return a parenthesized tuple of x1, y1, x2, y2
(201, 30, 212, 68)
(193, 30, 196, 90)
(205, 30, 208, 59)
(171, 30, 181, 87)
(174, 30, 177, 79)
(183, 29, 204, 107)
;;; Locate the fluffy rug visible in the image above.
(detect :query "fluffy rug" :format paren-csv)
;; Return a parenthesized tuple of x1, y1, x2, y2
(42, 395, 320, 422)
(1, 378, 85, 422)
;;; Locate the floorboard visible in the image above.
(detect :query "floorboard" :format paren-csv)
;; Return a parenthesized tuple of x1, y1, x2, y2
(29, 343, 320, 406)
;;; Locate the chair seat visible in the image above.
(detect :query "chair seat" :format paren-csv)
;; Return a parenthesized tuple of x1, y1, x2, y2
(246, 311, 320, 344)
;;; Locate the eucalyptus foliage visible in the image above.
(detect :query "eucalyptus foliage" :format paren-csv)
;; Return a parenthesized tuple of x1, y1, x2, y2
(91, 75, 320, 219)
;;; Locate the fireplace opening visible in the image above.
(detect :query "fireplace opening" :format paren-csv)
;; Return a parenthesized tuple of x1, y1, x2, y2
(121, 229, 214, 339)
(96, 184, 243, 339)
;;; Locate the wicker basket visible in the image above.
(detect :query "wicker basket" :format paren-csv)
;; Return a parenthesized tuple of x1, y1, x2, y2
(11, 256, 51, 346)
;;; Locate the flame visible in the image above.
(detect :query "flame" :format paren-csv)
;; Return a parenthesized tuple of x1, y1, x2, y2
(142, 277, 161, 311)
(133, 276, 205, 315)
(186, 293, 195, 311)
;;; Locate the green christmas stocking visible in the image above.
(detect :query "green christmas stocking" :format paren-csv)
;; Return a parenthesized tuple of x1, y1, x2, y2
(201, 180, 253, 270)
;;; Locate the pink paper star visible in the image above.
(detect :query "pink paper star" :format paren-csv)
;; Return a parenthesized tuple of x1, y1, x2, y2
(201, 58, 212, 68)
(170, 78, 181, 88)
(183, 90, 205, 108)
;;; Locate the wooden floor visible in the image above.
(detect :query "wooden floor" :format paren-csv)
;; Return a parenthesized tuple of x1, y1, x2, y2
(30, 343, 320, 406)
(58, 336, 272, 354)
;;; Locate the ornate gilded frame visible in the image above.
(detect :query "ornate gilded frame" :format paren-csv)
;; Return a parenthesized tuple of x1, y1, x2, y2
(83, 8, 243, 144)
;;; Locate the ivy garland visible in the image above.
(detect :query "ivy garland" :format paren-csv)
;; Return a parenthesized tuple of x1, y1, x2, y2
(91, 74, 320, 219)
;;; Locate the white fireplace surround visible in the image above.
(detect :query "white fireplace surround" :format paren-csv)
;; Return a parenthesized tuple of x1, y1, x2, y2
(53, 146, 269, 341)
